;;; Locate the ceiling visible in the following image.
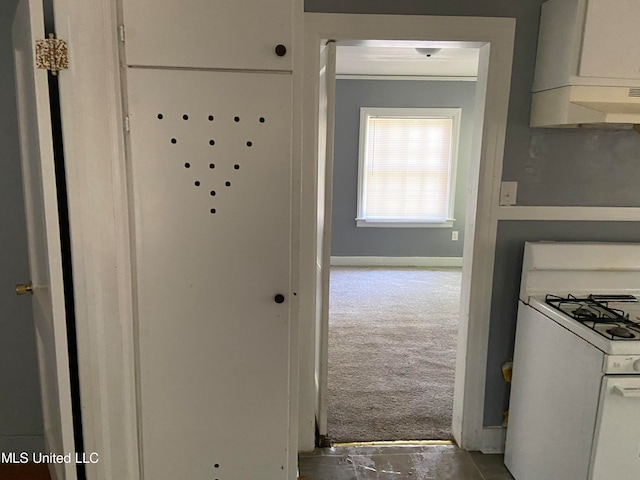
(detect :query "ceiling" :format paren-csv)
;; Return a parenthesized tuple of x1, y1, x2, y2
(335, 45, 480, 78)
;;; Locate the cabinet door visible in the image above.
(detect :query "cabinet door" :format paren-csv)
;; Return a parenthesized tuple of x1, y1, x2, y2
(579, 0, 640, 80)
(122, 0, 292, 70)
(127, 68, 292, 480)
(590, 376, 640, 479)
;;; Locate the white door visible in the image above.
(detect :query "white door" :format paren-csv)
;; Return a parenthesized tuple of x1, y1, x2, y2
(126, 67, 292, 479)
(121, 0, 293, 70)
(590, 375, 640, 479)
(314, 40, 337, 441)
(12, 1, 77, 479)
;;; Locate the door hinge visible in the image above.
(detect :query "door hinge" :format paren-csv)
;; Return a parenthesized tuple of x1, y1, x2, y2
(35, 33, 68, 76)
(119, 25, 125, 43)
(124, 115, 131, 132)
(316, 435, 331, 448)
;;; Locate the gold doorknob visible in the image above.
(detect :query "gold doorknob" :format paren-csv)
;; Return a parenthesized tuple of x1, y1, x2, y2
(15, 283, 33, 295)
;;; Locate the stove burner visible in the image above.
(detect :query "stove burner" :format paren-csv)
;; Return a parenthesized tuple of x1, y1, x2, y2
(607, 326, 634, 338)
(544, 294, 640, 341)
(574, 307, 597, 319)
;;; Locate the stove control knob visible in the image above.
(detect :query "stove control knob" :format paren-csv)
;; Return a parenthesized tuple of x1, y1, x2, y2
(634, 359, 640, 372)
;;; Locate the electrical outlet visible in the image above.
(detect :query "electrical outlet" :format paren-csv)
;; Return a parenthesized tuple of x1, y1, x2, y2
(452, 231, 459, 241)
(500, 181, 518, 206)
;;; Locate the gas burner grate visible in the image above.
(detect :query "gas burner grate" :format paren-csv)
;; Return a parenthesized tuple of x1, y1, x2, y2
(545, 294, 640, 341)
(545, 294, 624, 322)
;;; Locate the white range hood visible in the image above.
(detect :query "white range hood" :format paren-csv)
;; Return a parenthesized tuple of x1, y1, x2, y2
(530, 0, 640, 129)
(531, 85, 640, 128)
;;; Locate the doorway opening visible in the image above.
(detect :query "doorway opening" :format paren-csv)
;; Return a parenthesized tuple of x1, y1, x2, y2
(301, 13, 515, 453)
(324, 43, 480, 442)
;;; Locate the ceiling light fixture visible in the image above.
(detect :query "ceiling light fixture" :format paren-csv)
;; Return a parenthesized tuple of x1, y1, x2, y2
(415, 47, 441, 57)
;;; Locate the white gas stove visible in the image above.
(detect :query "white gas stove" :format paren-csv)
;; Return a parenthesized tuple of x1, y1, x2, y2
(505, 242, 640, 480)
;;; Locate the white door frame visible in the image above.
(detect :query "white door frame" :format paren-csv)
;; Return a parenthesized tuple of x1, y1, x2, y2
(314, 40, 337, 440)
(299, 13, 515, 452)
(52, 1, 140, 479)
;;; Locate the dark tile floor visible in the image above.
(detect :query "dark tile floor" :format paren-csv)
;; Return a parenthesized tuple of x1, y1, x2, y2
(0, 463, 51, 480)
(299, 444, 514, 480)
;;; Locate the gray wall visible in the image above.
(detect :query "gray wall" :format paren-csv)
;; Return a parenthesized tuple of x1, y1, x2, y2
(0, 0, 45, 453)
(516, 129, 640, 206)
(331, 79, 476, 257)
(307, 0, 640, 426)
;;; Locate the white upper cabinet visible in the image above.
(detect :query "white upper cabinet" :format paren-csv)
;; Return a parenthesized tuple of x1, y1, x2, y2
(533, 0, 640, 92)
(121, 0, 293, 70)
(579, 0, 640, 80)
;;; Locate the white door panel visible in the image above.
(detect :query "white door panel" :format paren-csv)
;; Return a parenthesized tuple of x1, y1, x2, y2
(127, 68, 292, 479)
(122, 0, 292, 70)
(315, 40, 336, 439)
(12, 1, 76, 479)
(590, 376, 640, 480)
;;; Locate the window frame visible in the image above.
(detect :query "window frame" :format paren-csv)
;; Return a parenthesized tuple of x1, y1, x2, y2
(355, 107, 461, 228)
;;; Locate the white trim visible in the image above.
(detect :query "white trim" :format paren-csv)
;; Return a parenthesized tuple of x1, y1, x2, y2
(315, 40, 337, 441)
(53, 1, 140, 479)
(331, 256, 463, 267)
(301, 13, 516, 453)
(497, 206, 640, 221)
(356, 107, 461, 225)
(356, 219, 454, 228)
(288, 2, 305, 478)
(336, 74, 478, 82)
(481, 426, 506, 454)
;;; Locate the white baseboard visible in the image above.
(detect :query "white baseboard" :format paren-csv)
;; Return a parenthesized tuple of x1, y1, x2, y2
(0, 435, 45, 454)
(330, 256, 463, 267)
(480, 427, 506, 454)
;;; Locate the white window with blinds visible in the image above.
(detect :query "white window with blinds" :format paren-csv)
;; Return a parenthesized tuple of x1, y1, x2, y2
(356, 107, 461, 228)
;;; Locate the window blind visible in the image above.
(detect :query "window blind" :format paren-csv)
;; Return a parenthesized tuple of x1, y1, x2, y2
(363, 116, 453, 222)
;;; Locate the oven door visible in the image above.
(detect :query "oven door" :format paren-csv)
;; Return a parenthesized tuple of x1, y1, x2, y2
(590, 376, 640, 479)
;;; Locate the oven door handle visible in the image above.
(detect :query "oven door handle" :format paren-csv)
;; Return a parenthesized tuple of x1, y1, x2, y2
(612, 385, 640, 397)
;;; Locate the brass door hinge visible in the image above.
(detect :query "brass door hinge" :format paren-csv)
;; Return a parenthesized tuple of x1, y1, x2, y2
(35, 33, 68, 76)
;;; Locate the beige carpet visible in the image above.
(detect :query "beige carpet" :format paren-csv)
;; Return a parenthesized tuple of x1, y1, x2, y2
(327, 266, 461, 442)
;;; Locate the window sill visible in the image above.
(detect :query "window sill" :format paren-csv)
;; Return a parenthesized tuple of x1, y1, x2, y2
(355, 219, 454, 228)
